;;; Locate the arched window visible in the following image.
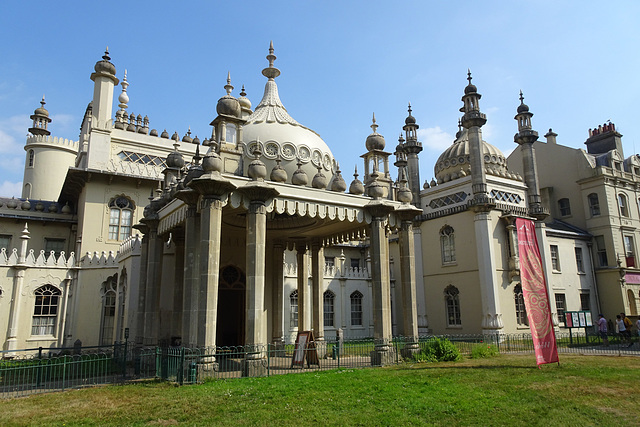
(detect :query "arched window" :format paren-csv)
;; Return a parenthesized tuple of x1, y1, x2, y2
(628, 289, 638, 316)
(587, 193, 600, 216)
(618, 193, 629, 217)
(514, 284, 528, 326)
(444, 285, 461, 326)
(27, 149, 34, 167)
(323, 290, 335, 327)
(32, 285, 61, 336)
(289, 290, 298, 329)
(108, 196, 135, 241)
(101, 276, 117, 345)
(350, 291, 363, 326)
(440, 225, 456, 264)
(558, 198, 571, 216)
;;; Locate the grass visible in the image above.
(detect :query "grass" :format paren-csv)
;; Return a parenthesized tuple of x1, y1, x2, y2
(1, 354, 639, 426)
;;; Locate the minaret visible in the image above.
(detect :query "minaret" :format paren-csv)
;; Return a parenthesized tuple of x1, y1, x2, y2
(114, 70, 129, 130)
(361, 114, 392, 199)
(402, 103, 423, 207)
(514, 91, 548, 220)
(86, 48, 119, 169)
(460, 70, 491, 208)
(28, 96, 51, 136)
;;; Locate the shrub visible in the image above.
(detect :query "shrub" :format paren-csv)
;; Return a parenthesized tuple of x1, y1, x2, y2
(470, 343, 499, 359)
(415, 338, 461, 362)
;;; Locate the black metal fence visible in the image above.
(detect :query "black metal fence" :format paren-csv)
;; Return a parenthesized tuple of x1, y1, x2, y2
(1, 332, 637, 399)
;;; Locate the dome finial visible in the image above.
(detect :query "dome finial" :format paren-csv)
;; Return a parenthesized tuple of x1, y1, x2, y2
(371, 113, 378, 133)
(467, 69, 472, 85)
(118, 69, 129, 109)
(103, 47, 110, 61)
(407, 102, 412, 115)
(240, 85, 246, 97)
(519, 90, 524, 104)
(262, 41, 281, 79)
(41, 95, 46, 107)
(224, 71, 234, 95)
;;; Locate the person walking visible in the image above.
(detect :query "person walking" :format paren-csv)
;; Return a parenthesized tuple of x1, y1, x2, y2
(597, 314, 609, 347)
(616, 315, 631, 347)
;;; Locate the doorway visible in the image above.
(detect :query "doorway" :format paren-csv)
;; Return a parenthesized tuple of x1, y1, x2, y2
(217, 265, 246, 347)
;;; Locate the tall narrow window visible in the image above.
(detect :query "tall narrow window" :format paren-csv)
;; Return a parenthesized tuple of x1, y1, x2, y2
(440, 225, 456, 264)
(555, 293, 566, 324)
(595, 236, 608, 267)
(108, 196, 135, 241)
(587, 193, 600, 216)
(350, 291, 363, 326)
(580, 293, 591, 312)
(550, 245, 561, 271)
(618, 193, 629, 217)
(625, 235, 636, 268)
(226, 123, 236, 144)
(324, 257, 335, 268)
(289, 290, 299, 328)
(444, 285, 461, 326)
(32, 285, 61, 336)
(323, 290, 335, 327)
(514, 284, 527, 326)
(558, 198, 571, 216)
(101, 289, 116, 345)
(574, 247, 585, 273)
(27, 149, 35, 167)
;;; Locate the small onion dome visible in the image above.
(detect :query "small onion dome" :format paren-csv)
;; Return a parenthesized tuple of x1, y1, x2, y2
(35, 201, 44, 211)
(202, 150, 223, 174)
(7, 197, 18, 209)
(397, 186, 412, 204)
(464, 69, 477, 94)
(182, 130, 193, 144)
(365, 114, 386, 151)
(330, 166, 347, 192)
(166, 144, 185, 168)
(94, 49, 116, 75)
(171, 131, 180, 141)
(150, 129, 158, 136)
(192, 136, 200, 145)
(217, 96, 241, 118)
(405, 104, 416, 125)
(160, 129, 169, 139)
(312, 166, 328, 189)
(517, 91, 529, 113)
(61, 202, 72, 214)
(48, 203, 58, 213)
(270, 157, 288, 183)
(367, 174, 385, 199)
(34, 99, 50, 118)
(291, 159, 309, 186)
(183, 164, 204, 186)
(238, 85, 252, 110)
(21, 199, 31, 210)
(348, 167, 364, 195)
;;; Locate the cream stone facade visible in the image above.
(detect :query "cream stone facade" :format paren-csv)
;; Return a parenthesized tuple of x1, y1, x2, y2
(0, 45, 609, 362)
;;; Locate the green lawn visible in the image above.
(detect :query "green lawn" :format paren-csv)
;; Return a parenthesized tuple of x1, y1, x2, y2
(1, 354, 639, 426)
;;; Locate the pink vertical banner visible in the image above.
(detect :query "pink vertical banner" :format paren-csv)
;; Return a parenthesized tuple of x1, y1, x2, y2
(516, 218, 559, 366)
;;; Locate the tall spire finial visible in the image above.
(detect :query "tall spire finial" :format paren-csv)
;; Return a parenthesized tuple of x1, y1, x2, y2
(40, 95, 46, 108)
(467, 69, 472, 85)
(519, 90, 524, 104)
(224, 71, 234, 95)
(240, 85, 246, 97)
(103, 46, 110, 61)
(118, 69, 129, 109)
(371, 113, 378, 133)
(262, 41, 281, 80)
(407, 102, 412, 116)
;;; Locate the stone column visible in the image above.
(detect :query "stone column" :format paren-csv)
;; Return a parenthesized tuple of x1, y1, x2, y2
(271, 242, 285, 348)
(5, 225, 30, 353)
(365, 201, 395, 366)
(474, 211, 503, 334)
(296, 243, 310, 331)
(311, 241, 325, 342)
(236, 180, 279, 377)
(175, 189, 200, 348)
(134, 232, 149, 345)
(141, 219, 163, 345)
(172, 232, 185, 345)
(396, 204, 422, 358)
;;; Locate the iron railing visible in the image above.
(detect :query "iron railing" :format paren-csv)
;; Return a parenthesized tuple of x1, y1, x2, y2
(1, 332, 637, 399)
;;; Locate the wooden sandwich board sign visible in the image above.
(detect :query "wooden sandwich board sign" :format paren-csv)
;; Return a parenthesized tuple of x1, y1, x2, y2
(291, 331, 320, 368)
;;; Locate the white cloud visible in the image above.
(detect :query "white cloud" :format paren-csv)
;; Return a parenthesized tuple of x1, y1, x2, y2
(0, 115, 30, 154)
(0, 180, 22, 198)
(418, 126, 454, 152)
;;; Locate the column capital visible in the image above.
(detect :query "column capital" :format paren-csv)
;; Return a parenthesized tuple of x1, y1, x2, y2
(175, 188, 200, 207)
(395, 204, 422, 222)
(364, 200, 396, 219)
(188, 173, 236, 200)
(236, 181, 279, 204)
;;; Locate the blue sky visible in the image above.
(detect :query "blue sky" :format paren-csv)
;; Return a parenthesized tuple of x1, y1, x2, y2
(1, 1, 639, 198)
